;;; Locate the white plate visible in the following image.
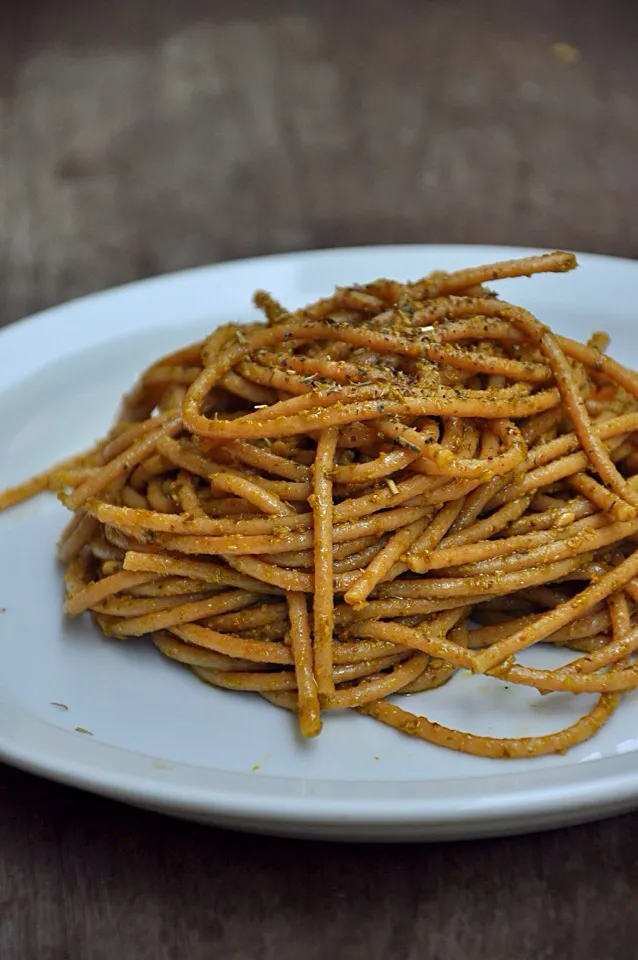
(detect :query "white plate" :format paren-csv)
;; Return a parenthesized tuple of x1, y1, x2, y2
(2, 244, 638, 842)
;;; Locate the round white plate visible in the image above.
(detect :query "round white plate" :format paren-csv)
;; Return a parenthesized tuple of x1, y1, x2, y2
(2, 244, 638, 842)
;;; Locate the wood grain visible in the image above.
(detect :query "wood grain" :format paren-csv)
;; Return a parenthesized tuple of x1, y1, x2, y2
(2, 1, 638, 957)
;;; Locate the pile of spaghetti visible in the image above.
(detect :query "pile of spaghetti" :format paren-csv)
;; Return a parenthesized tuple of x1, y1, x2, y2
(5, 250, 638, 758)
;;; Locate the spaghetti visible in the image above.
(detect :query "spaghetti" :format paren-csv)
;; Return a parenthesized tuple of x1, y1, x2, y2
(3, 250, 638, 757)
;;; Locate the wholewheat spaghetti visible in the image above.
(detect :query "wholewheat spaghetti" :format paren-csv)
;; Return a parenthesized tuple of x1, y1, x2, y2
(4, 250, 638, 756)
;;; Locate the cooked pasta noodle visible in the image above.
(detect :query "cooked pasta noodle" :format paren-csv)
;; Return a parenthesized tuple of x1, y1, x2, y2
(4, 249, 638, 757)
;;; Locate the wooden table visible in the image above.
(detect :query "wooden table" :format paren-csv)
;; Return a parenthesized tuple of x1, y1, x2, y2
(2, 1, 638, 956)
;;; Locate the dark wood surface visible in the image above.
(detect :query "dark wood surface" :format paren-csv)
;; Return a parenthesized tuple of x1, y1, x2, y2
(2, 1, 638, 957)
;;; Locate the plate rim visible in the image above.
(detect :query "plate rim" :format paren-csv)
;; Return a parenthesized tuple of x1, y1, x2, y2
(6, 240, 638, 339)
(3, 241, 638, 838)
